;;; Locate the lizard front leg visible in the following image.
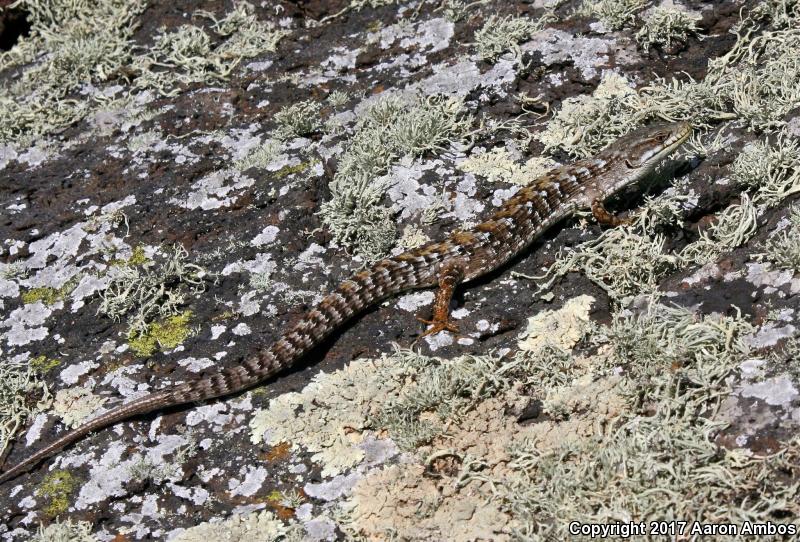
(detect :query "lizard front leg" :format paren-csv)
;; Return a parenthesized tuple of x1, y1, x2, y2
(591, 199, 631, 227)
(418, 261, 465, 338)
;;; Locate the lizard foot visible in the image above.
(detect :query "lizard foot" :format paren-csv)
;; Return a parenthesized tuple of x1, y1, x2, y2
(417, 316, 460, 338)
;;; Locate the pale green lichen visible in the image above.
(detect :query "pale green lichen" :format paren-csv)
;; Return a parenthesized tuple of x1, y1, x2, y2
(730, 132, 800, 207)
(234, 139, 283, 171)
(373, 351, 506, 450)
(488, 304, 800, 540)
(200, 1, 290, 60)
(535, 72, 639, 158)
(541, 3, 799, 157)
(577, 0, 647, 30)
(532, 226, 683, 302)
(249, 355, 404, 477)
(327, 90, 350, 108)
(756, 206, 800, 272)
(52, 387, 107, 429)
(0, 1, 288, 144)
(0, 0, 147, 145)
(635, 6, 702, 51)
(31, 519, 97, 542)
(98, 244, 205, 341)
(474, 13, 554, 62)
(0, 357, 52, 462)
(319, 94, 473, 259)
(458, 146, 558, 186)
(36, 470, 79, 517)
(171, 510, 292, 542)
(274, 100, 323, 138)
(517, 295, 595, 353)
(681, 192, 759, 265)
(133, 3, 288, 96)
(437, 0, 490, 23)
(682, 133, 800, 265)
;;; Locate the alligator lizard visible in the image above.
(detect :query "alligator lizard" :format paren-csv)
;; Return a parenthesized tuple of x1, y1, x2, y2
(0, 121, 691, 484)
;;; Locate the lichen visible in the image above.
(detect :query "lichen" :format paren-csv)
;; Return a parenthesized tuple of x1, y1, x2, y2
(30, 519, 97, 542)
(635, 6, 702, 51)
(533, 226, 682, 302)
(518, 295, 595, 352)
(577, 0, 648, 31)
(319, 94, 473, 259)
(171, 510, 292, 542)
(21, 283, 73, 306)
(36, 470, 79, 517)
(458, 146, 558, 186)
(98, 244, 205, 341)
(128, 310, 194, 357)
(474, 13, 555, 62)
(52, 387, 107, 429)
(0, 356, 51, 461)
(274, 101, 323, 138)
(756, 206, 800, 273)
(30, 355, 61, 373)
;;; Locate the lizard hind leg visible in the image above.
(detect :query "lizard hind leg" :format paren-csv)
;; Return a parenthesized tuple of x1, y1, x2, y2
(591, 199, 632, 227)
(418, 261, 466, 339)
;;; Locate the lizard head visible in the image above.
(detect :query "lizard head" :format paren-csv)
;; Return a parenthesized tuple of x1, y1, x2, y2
(588, 121, 692, 200)
(618, 121, 693, 171)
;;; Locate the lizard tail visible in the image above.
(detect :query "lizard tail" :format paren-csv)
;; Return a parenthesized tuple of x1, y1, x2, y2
(0, 255, 431, 484)
(0, 388, 175, 484)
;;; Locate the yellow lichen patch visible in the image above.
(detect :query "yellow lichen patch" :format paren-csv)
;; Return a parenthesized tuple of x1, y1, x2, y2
(126, 245, 150, 266)
(518, 295, 595, 352)
(36, 470, 79, 517)
(52, 387, 107, 429)
(21, 285, 70, 306)
(30, 355, 61, 373)
(128, 311, 194, 357)
(273, 160, 313, 179)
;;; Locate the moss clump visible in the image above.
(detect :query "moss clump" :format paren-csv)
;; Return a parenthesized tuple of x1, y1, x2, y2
(36, 470, 79, 517)
(30, 355, 61, 373)
(128, 311, 194, 357)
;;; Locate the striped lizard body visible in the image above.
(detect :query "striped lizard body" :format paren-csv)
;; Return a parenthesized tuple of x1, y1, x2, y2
(0, 121, 691, 485)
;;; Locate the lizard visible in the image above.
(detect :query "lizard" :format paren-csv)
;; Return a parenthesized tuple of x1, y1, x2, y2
(0, 121, 691, 485)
